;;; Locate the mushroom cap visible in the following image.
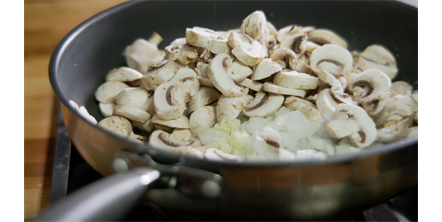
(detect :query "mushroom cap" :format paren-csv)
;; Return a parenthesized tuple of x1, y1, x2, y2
(273, 70, 318, 90)
(141, 60, 180, 91)
(153, 82, 187, 120)
(204, 148, 242, 162)
(263, 82, 307, 97)
(113, 105, 151, 124)
(309, 44, 353, 76)
(151, 114, 190, 129)
(207, 53, 246, 97)
(356, 44, 398, 79)
(316, 88, 339, 122)
(227, 32, 267, 67)
(95, 81, 130, 103)
(280, 33, 307, 57)
(240, 78, 263, 92)
(98, 116, 133, 138)
(105, 67, 143, 82)
(349, 69, 391, 103)
(251, 58, 283, 80)
(115, 87, 151, 109)
(240, 10, 269, 48)
(216, 95, 248, 122)
(189, 106, 216, 135)
(307, 29, 348, 48)
(243, 92, 284, 117)
(325, 104, 376, 148)
(390, 81, 413, 97)
(269, 48, 298, 70)
(99, 102, 115, 118)
(188, 86, 222, 113)
(123, 38, 158, 74)
(170, 67, 201, 101)
(185, 27, 217, 48)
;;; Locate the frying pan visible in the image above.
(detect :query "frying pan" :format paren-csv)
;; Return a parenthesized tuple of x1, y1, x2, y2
(35, 0, 417, 220)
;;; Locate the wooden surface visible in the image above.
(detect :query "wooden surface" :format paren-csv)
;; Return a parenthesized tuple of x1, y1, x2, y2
(24, 0, 127, 219)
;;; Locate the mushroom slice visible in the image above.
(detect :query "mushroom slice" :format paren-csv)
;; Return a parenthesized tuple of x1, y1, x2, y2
(141, 60, 180, 91)
(377, 117, 410, 143)
(269, 48, 298, 70)
(405, 126, 418, 138)
(348, 69, 392, 115)
(195, 62, 209, 78)
(263, 82, 307, 97)
(208, 36, 231, 55)
(151, 114, 190, 129)
(105, 67, 144, 82)
(116, 87, 151, 109)
(205, 148, 242, 162)
(216, 95, 248, 122)
(153, 124, 174, 134)
(356, 44, 398, 79)
(185, 27, 217, 48)
(207, 53, 246, 97)
(375, 94, 418, 127)
(257, 127, 284, 151)
(390, 81, 413, 97)
(317, 70, 353, 104)
(277, 25, 298, 43)
(316, 88, 339, 122)
(267, 21, 278, 38)
(123, 38, 159, 74)
(226, 60, 253, 82)
(284, 97, 323, 122)
(227, 32, 267, 67)
(188, 87, 221, 113)
(189, 106, 216, 135)
(148, 130, 201, 151)
(170, 146, 204, 158)
(95, 81, 130, 103)
(273, 70, 318, 90)
(411, 90, 418, 103)
(78, 106, 97, 124)
(140, 95, 155, 116)
(280, 33, 307, 57)
(98, 116, 133, 138)
(170, 67, 200, 102)
(165, 42, 198, 65)
(243, 92, 284, 117)
(310, 44, 353, 76)
(305, 41, 321, 53)
(251, 58, 283, 80)
(294, 54, 311, 73)
(113, 105, 151, 124)
(240, 10, 269, 49)
(154, 82, 186, 120)
(307, 29, 348, 48)
(240, 78, 263, 92)
(99, 102, 115, 118)
(325, 104, 376, 148)
(133, 119, 154, 133)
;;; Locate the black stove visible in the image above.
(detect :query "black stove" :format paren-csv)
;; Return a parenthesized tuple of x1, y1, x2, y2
(49, 106, 417, 221)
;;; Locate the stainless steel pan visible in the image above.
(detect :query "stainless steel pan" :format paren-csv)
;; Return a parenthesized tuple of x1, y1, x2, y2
(36, 1, 418, 220)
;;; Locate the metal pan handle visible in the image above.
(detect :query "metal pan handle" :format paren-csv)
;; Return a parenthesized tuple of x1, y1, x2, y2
(32, 167, 160, 221)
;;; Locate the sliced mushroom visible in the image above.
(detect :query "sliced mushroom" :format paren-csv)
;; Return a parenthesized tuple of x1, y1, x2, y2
(240, 78, 263, 92)
(317, 70, 353, 104)
(325, 104, 376, 148)
(95, 81, 130, 103)
(243, 92, 284, 117)
(307, 29, 348, 48)
(113, 105, 151, 124)
(266, 21, 278, 37)
(257, 127, 284, 151)
(165, 39, 198, 65)
(205, 148, 242, 162)
(154, 82, 186, 120)
(151, 114, 190, 129)
(169, 146, 204, 158)
(99, 102, 115, 118)
(263, 82, 306, 97)
(273, 70, 318, 90)
(227, 32, 267, 67)
(225, 60, 253, 82)
(276, 25, 298, 43)
(148, 130, 201, 151)
(153, 124, 174, 134)
(377, 117, 411, 143)
(390, 81, 413, 97)
(375, 94, 418, 127)
(240, 10, 269, 49)
(266, 35, 279, 56)
(280, 32, 307, 57)
(284, 96, 323, 122)
(207, 53, 247, 97)
(216, 94, 248, 122)
(116, 87, 151, 109)
(269, 48, 297, 70)
(105, 67, 144, 82)
(188, 87, 222, 113)
(78, 106, 97, 124)
(405, 126, 418, 138)
(132, 119, 154, 133)
(123, 38, 159, 74)
(208, 36, 231, 55)
(141, 60, 180, 91)
(170, 67, 200, 102)
(250, 58, 283, 81)
(309, 44, 353, 76)
(98, 116, 133, 138)
(195, 62, 209, 77)
(411, 90, 418, 103)
(305, 41, 321, 53)
(294, 54, 311, 73)
(356, 44, 398, 79)
(171, 129, 193, 141)
(140, 95, 155, 116)
(316, 88, 339, 122)
(189, 106, 216, 135)
(185, 27, 217, 48)
(348, 69, 392, 115)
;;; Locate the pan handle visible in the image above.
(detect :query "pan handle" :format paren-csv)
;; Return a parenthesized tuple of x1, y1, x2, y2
(32, 167, 160, 221)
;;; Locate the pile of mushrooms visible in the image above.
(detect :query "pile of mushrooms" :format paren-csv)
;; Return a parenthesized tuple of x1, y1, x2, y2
(87, 10, 417, 162)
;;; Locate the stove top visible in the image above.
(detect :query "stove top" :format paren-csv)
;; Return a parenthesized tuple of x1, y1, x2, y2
(49, 106, 417, 221)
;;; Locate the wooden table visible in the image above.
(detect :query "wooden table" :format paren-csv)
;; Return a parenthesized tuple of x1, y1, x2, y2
(24, 0, 127, 219)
